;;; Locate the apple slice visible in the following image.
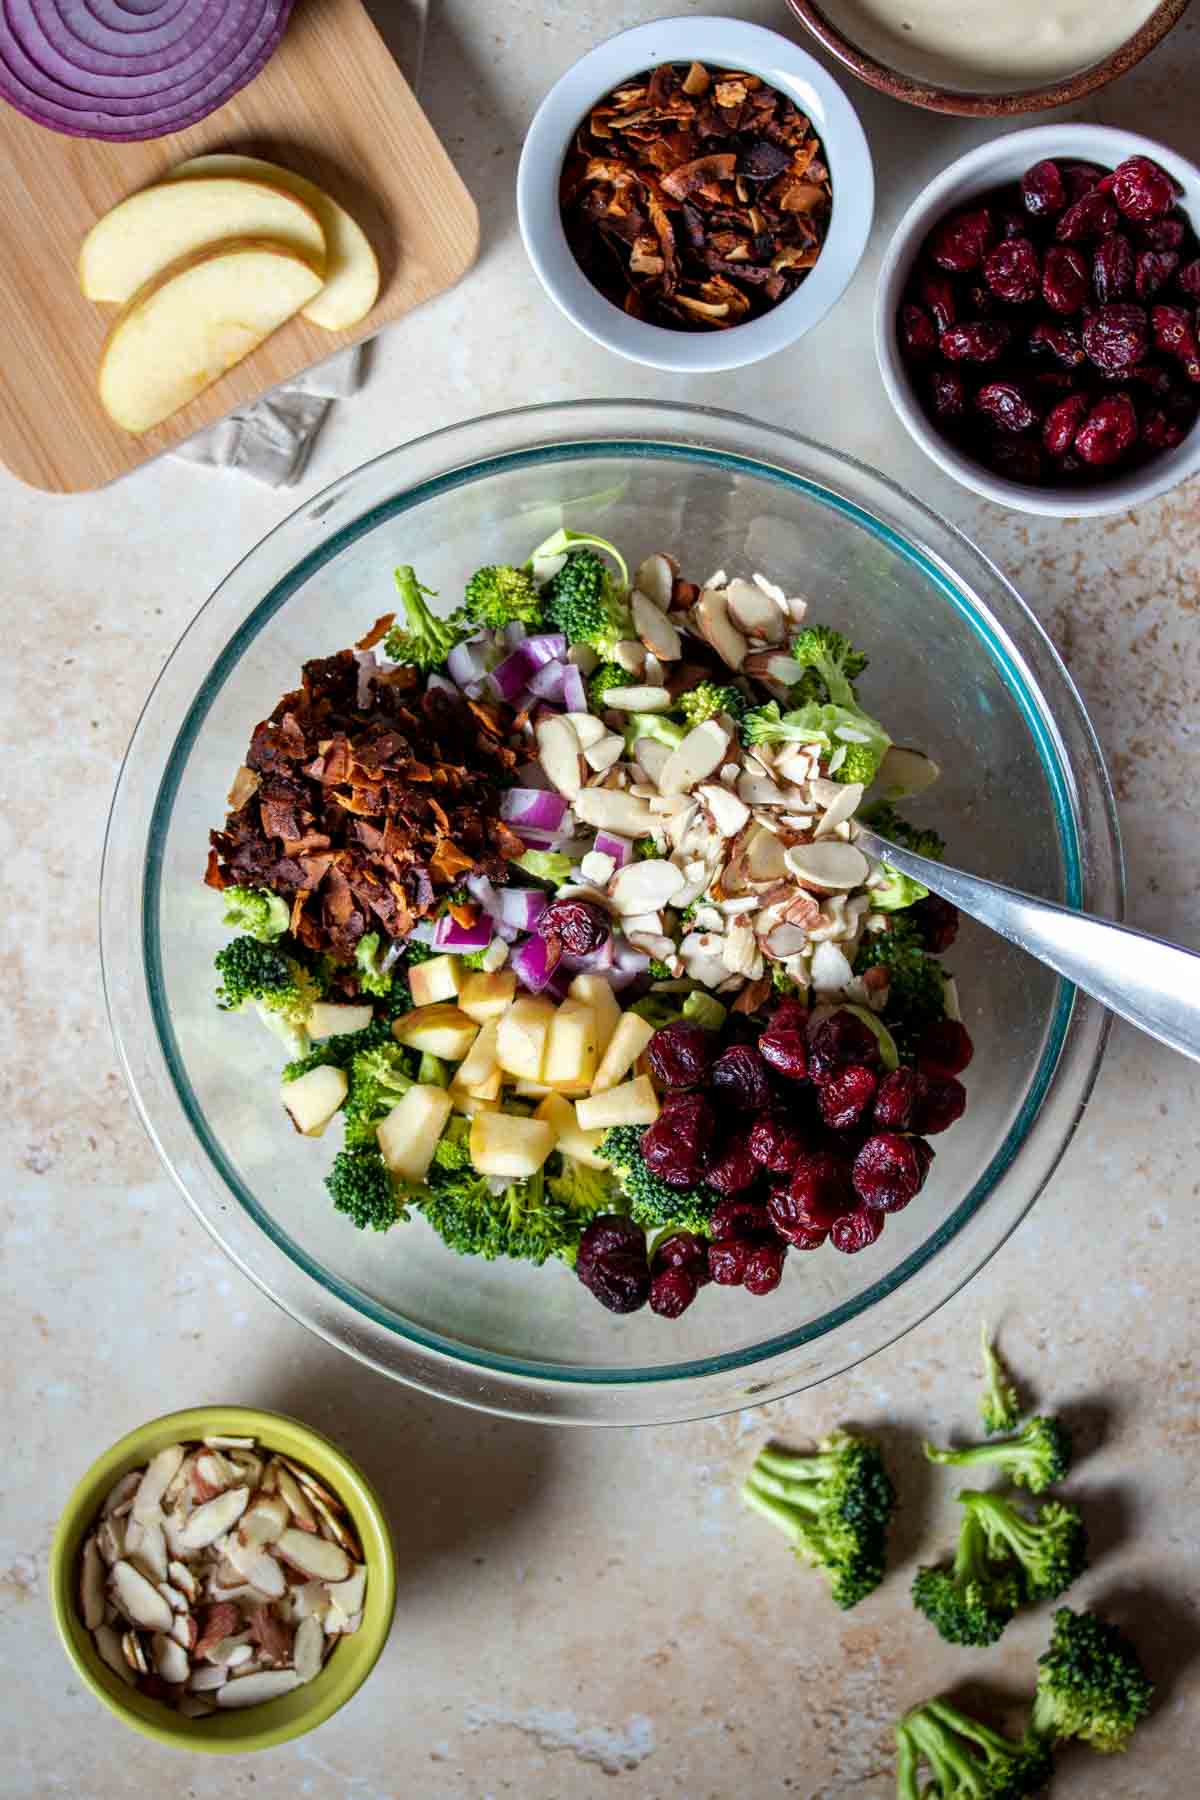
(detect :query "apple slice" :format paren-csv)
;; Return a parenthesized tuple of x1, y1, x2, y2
(576, 1075, 661, 1131)
(590, 1012, 656, 1094)
(567, 974, 621, 1058)
(408, 955, 464, 1007)
(542, 1000, 599, 1088)
(451, 1018, 501, 1093)
(170, 153, 379, 330)
(281, 1065, 348, 1137)
(533, 1093, 609, 1170)
(377, 1084, 454, 1183)
(458, 970, 517, 1023)
(392, 1003, 479, 1062)
(469, 1112, 556, 1178)
(98, 240, 323, 434)
(495, 996, 555, 1081)
(308, 1002, 374, 1040)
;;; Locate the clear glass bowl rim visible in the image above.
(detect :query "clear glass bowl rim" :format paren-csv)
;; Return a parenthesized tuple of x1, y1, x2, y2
(101, 400, 1121, 1425)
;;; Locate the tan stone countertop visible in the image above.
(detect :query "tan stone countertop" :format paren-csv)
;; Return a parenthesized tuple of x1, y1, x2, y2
(2, 2, 1197, 1794)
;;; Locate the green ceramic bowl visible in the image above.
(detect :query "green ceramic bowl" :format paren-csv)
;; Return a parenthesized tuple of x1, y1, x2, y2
(49, 1405, 396, 1753)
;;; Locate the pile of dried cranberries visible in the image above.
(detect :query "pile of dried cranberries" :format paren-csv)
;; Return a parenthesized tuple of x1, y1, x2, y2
(898, 154, 1199, 487)
(576, 997, 973, 1318)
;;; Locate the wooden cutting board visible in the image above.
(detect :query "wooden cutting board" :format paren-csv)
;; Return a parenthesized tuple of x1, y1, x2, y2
(0, 0, 478, 493)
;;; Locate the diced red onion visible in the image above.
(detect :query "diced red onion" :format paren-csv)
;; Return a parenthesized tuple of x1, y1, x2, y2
(500, 788, 568, 833)
(405, 920, 438, 946)
(593, 831, 633, 868)
(560, 935, 615, 973)
(433, 914, 493, 953)
(353, 649, 377, 710)
(425, 673, 458, 699)
(612, 938, 651, 974)
(446, 637, 492, 690)
(605, 967, 645, 993)
(465, 873, 502, 918)
(544, 962, 574, 1002)
(510, 932, 560, 993)
(497, 888, 549, 931)
(488, 635, 568, 704)
(504, 622, 528, 650)
(524, 633, 568, 663)
(525, 660, 567, 704)
(561, 663, 587, 713)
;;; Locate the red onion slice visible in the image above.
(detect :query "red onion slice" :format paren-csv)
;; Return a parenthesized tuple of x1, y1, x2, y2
(38, 0, 245, 68)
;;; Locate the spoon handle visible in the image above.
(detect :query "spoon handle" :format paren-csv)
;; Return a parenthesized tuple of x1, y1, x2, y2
(855, 828, 1200, 1065)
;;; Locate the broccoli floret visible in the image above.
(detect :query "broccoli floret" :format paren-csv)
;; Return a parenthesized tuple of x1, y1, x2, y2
(771, 964, 800, 996)
(213, 937, 319, 1055)
(786, 625, 869, 709)
(588, 661, 628, 711)
(511, 848, 573, 887)
(853, 923, 946, 1060)
(404, 939, 436, 965)
(896, 1698, 1054, 1800)
(456, 947, 491, 972)
(600, 1124, 718, 1235)
(629, 991, 683, 1030)
(634, 835, 660, 860)
(282, 1017, 392, 1082)
(537, 539, 631, 656)
(912, 1506, 1025, 1647)
(342, 1042, 417, 1148)
(325, 1146, 406, 1232)
(963, 1488, 1088, 1604)
(677, 682, 747, 727)
(354, 931, 393, 998)
(979, 1321, 1022, 1435)
(463, 564, 544, 631)
(647, 958, 673, 979)
(741, 697, 891, 787)
(623, 713, 687, 755)
(870, 865, 930, 912)
(682, 990, 726, 1031)
(676, 901, 699, 928)
(383, 566, 469, 671)
(220, 885, 290, 943)
(862, 800, 946, 863)
(925, 1417, 1071, 1496)
(432, 1114, 473, 1172)
(545, 1156, 617, 1250)
(419, 1163, 585, 1264)
(1031, 1607, 1154, 1756)
(742, 1432, 898, 1611)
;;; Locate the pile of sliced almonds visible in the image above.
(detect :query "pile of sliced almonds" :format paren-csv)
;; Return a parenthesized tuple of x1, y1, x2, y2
(78, 1436, 367, 1716)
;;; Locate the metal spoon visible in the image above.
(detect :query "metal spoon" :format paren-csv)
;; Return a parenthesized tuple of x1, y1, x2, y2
(853, 826, 1200, 1065)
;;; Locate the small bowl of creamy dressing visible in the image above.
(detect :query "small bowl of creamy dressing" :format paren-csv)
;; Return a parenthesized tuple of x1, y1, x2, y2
(785, 0, 1190, 114)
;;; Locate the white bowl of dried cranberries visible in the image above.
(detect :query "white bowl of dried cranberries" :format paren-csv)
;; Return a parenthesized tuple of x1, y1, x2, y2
(875, 124, 1200, 517)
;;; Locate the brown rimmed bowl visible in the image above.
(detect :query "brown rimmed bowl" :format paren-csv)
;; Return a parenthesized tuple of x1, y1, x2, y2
(785, 0, 1190, 116)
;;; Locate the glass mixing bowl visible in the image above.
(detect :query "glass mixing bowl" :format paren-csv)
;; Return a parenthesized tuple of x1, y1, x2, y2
(102, 402, 1120, 1425)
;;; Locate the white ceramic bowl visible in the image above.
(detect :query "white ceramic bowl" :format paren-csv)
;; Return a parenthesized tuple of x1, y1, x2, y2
(875, 124, 1200, 518)
(516, 15, 874, 373)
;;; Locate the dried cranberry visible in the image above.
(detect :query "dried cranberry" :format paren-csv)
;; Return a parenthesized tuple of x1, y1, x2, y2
(808, 1009, 881, 1082)
(873, 1066, 921, 1132)
(928, 206, 995, 272)
(710, 1196, 771, 1241)
(758, 1017, 808, 1082)
(1043, 246, 1090, 314)
(983, 237, 1040, 303)
(1043, 391, 1090, 456)
(913, 1074, 968, 1135)
(1030, 369, 1075, 398)
(940, 321, 1011, 363)
(703, 1130, 759, 1195)
(900, 302, 938, 360)
(852, 1134, 934, 1213)
(649, 1266, 698, 1318)
(1141, 401, 1193, 449)
(537, 898, 609, 956)
(647, 1020, 715, 1090)
(1151, 303, 1200, 380)
(1075, 393, 1139, 466)
(641, 1095, 715, 1186)
(779, 1150, 855, 1231)
(708, 1237, 754, 1285)
(830, 1208, 885, 1254)
(744, 1239, 787, 1296)
(975, 380, 1038, 434)
(1029, 319, 1085, 366)
(917, 1017, 975, 1077)
(1083, 304, 1149, 374)
(817, 1065, 878, 1131)
(1092, 231, 1134, 303)
(577, 1214, 645, 1265)
(1055, 190, 1118, 244)
(1130, 359, 1176, 396)
(929, 368, 968, 419)
(1135, 248, 1180, 300)
(748, 1111, 808, 1173)
(911, 894, 959, 953)
(917, 269, 958, 332)
(1178, 258, 1200, 299)
(1021, 159, 1066, 218)
(650, 1229, 711, 1284)
(709, 1044, 772, 1112)
(576, 1216, 649, 1313)
(1110, 155, 1177, 222)
(1138, 217, 1186, 252)
(986, 436, 1045, 484)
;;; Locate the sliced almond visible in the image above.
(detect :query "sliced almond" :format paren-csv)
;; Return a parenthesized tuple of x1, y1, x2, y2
(601, 684, 672, 712)
(285, 1581, 332, 1622)
(170, 1613, 199, 1652)
(275, 1528, 351, 1584)
(693, 589, 747, 670)
(784, 840, 870, 893)
(80, 1537, 106, 1631)
(635, 553, 675, 609)
(153, 1632, 191, 1684)
(765, 922, 810, 958)
(737, 770, 787, 808)
(228, 1450, 265, 1490)
(810, 939, 855, 994)
(564, 711, 608, 749)
(632, 738, 671, 786)
(631, 590, 682, 660)
(189, 1662, 228, 1692)
(612, 638, 646, 677)
(225, 1537, 287, 1599)
(156, 1579, 188, 1613)
(248, 1604, 294, 1666)
(178, 1695, 216, 1718)
(573, 787, 656, 837)
(274, 1464, 318, 1533)
(814, 781, 863, 839)
(743, 827, 790, 884)
(580, 850, 617, 885)
(133, 1444, 185, 1520)
(110, 1560, 175, 1633)
(216, 1670, 301, 1708)
(658, 719, 732, 796)
(293, 1613, 325, 1683)
(96, 1517, 125, 1567)
(697, 784, 750, 838)
(191, 1449, 239, 1502)
(725, 577, 786, 643)
(326, 1566, 367, 1616)
(877, 744, 940, 797)
(131, 1519, 169, 1585)
(583, 733, 624, 773)
(179, 1487, 249, 1550)
(94, 1622, 137, 1685)
(193, 1601, 243, 1660)
(102, 1471, 140, 1517)
(121, 1630, 149, 1675)
(309, 1492, 360, 1557)
(203, 1436, 256, 1450)
(535, 715, 585, 799)
(238, 1494, 290, 1548)
(608, 859, 686, 915)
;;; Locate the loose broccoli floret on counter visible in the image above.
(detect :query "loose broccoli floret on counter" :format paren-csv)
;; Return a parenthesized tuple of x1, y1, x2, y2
(925, 1417, 1071, 1496)
(213, 937, 321, 1056)
(979, 1320, 1022, 1435)
(419, 1164, 584, 1264)
(220, 885, 290, 943)
(588, 661, 628, 711)
(912, 1506, 1024, 1647)
(342, 1042, 418, 1148)
(742, 1431, 898, 1611)
(463, 563, 544, 631)
(599, 1125, 717, 1236)
(623, 712, 687, 755)
(895, 1698, 1053, 1800)
(677, 681, 747, 727)
(862, 800, 947, 864)
(354, 931, 394, 998)
(853, 921, 947, 1060)
(786, 624, 869, 709)
(963, 1489, 1088, 1604)
(1031, 1607, 1154, 1756)
(741, 696, 890, 787)
(383, 566, 469, 671)
(511, 847, 574, 886)
(282, 1017, 392, 1082)
(534, 534, 631, 657)
(325, 1146, 407, 1232)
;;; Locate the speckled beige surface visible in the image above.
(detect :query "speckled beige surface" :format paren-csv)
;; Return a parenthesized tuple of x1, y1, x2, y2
(2, 2, 1198, 1795)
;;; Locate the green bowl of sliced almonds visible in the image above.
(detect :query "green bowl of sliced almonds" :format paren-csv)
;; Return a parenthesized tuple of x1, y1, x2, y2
(49, 1405, 395, 1753)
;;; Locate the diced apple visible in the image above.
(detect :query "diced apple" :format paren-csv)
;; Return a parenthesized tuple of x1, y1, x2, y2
(451, 1018, 500, 1093)
(449, 1089, 501, 1117)
(377, 1085, 454, 1183)
(567, 974, 622, 1057)
(576, 1075, 660, 1131)
(495, 996, 555, 1081)
(514, 1078, 591, 1099)
(409, 955, 465, 1006)
(459, 1068, 503, 1102)
(458, 970, 517, 1023)
(281, 1066, 347, 1137)
(534, 1093, 610, 1170)
(469, 1111, 556, 1178)
(542, 1000, 599, 1088)
(393, 1004, 479, 1062)
(308, 1002, 374, 1040)
(590, 1012, 657, 1094)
